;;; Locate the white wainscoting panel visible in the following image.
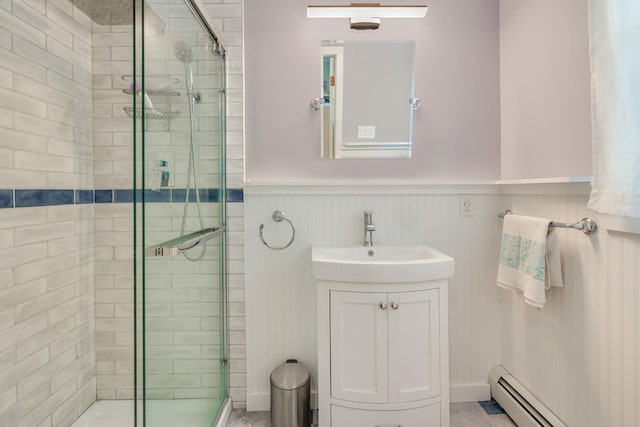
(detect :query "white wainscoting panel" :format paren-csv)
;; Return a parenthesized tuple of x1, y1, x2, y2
(500, 192, 640, 426)
(605, 230, 640, 427)
(243, 182, 640, 424)
(243, 184, 504, 410)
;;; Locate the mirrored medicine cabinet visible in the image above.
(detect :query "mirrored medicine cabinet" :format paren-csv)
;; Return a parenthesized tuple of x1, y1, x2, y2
(318, 40, 418, 159)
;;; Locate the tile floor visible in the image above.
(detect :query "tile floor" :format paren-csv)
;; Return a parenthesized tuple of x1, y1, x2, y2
(450, 402, 517, 427)
(70, 399, 516, 426)
(227, 402, 517, 426)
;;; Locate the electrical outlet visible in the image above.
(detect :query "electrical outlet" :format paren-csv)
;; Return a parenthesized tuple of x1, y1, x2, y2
(358, 125, 376, 139)
(459, 195, 475, 217)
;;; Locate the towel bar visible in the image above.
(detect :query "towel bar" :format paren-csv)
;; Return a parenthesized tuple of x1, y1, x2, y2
(498, 210, 597, 235)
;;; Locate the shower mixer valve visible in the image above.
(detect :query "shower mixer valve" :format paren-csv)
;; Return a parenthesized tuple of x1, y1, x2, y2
(188, 91, 203, 104)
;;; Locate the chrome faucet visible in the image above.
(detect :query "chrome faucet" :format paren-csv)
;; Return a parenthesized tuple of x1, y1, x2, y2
(363, 211, 375, 246)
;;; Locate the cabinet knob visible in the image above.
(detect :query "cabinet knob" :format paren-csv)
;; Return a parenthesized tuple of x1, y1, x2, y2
(391, 302, 399, 310)
(379, 302, 387, 310)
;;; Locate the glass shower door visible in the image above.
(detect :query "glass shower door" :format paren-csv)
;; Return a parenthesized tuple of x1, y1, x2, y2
(134, 1, 227, 425)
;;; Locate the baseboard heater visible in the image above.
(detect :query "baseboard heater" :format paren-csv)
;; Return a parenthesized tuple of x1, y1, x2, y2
(489, 366, 567, 427)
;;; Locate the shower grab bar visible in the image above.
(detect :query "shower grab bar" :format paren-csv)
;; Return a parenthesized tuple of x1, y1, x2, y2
(146, 227, 225, 257)
(498, 210, 597, 235)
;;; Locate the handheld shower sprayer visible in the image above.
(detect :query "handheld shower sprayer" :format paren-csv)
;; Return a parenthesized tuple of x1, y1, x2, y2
(174, 41, 205, 261)
(174, 41, 194, 92)
(173, 41, 194, 63)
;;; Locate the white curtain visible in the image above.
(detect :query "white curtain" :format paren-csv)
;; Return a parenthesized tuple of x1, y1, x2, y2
(587, 0, 640, 217)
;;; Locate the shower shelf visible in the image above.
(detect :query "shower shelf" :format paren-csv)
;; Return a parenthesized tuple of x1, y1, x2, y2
(122, 88, 181, 97)
(123, 106, 181, 120)
(121, 74, 180, 96)
(122, 74, 182, 130)
(146, 227, 225, 257)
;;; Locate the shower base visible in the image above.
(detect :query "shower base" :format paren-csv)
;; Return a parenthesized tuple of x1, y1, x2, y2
(71, 398, 231, 427)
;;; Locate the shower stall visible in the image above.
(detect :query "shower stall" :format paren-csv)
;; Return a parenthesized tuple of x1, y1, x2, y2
(71, 0, 230, 427)
(0, 0, 230, 424)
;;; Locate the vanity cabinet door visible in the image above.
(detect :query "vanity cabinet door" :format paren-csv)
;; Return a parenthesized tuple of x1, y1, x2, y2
(330, 291, 389, 403)
(388, 289, 440, 402)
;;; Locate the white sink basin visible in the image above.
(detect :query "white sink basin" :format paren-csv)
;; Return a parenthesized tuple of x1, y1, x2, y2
(312, 245, 454, 283)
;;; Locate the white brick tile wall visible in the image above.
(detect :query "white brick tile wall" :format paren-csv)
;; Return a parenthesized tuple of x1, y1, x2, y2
(15, 285, 75, 324)
(16, 317, 75, 361)
(0, 107, 13, 129)
(0, 8, 46, 48)
(14, 113, 74, 140)
(13, 36, 73, 78)
(3, 0, 248, 421)
(13, 78, 45, 106)
(2, 128, 48, 153)
(0, 45, 47, 82)
(0, 0, 96, 425)
(0, 27, 11, 49)
(0, 86, 48, 117)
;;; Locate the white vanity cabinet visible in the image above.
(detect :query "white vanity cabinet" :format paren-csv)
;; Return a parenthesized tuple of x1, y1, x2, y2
(317, 280, 449, 427)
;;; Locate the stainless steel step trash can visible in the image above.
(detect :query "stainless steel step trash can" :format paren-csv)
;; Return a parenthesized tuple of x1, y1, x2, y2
(270, 359, 310, 427)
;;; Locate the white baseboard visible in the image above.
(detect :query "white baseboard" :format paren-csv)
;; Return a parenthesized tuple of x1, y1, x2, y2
(249, 385, 488, 411)
(450, 383, 491, 403)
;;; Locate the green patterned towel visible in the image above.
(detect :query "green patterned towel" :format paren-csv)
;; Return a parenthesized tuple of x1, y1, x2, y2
(497, 214, 553, 308)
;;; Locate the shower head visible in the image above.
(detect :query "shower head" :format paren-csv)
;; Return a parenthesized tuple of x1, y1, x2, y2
(70, 0, 132, 25)
(174, 41, 194, 64)
(69, 0, 163, 30)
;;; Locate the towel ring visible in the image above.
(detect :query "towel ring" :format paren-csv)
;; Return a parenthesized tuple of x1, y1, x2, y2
(259, 210, 296, 250)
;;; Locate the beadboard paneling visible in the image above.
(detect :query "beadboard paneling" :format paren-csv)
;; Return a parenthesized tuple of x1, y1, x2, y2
(244, 185, 504, 410)
(606, 230, 640, 427)
(500, 193, 640, 426)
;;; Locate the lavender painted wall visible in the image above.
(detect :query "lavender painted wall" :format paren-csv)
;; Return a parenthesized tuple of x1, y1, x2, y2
(499, 0, 592, 179)
(245, 0, 501, 181)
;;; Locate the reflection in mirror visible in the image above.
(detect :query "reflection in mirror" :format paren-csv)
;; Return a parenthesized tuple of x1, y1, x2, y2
(320, 40, 416, 159)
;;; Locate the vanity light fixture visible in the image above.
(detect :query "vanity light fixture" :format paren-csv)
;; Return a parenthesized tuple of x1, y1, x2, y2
(307, 3, 428, 30)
